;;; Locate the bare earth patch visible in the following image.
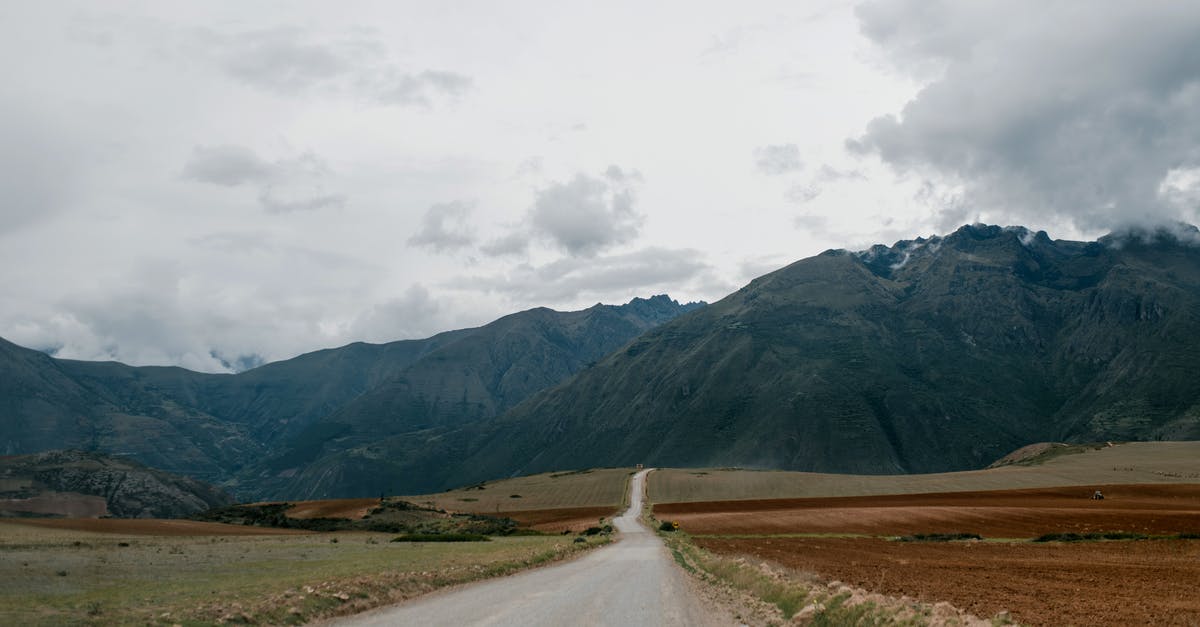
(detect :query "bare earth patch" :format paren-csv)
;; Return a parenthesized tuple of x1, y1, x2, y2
(694, 536, 1200, 626)
(283, 498, 380, 520)
(495, 506, 617, 532)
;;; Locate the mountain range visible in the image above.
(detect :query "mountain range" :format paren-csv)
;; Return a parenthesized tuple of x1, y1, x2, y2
(4, 224, 1200, 500)
(461, 224, 1200, 480)
(0, 295, 701, 499)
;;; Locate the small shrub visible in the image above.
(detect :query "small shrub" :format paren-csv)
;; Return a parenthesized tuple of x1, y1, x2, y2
(56, 570, 68, 577)
(574, 537, 586, 543)
(117, 542, 130, 547)
(659, 521, 677, 532)
(1176, 532, 1200, 539)
(582, 527, 604, 536)
(509, 494, 522, 498)
(896, 532, 981, 542)
(329, 537, 339, 543)
(505, 528, 546, 536)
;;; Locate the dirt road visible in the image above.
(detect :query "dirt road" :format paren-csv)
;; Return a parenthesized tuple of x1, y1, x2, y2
(333, 470, 724, 627)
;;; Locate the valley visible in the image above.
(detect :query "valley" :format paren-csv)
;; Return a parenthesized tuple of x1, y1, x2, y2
(3, 442, 1199, 625)
(5, 226, 1200, 625)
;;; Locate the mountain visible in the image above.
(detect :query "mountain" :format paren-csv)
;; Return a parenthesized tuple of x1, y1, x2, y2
(242, 295, 704, 498)
(0, 450, 233, 518)
(0, 296, 701, 499)
(458, 224, 1200, 480)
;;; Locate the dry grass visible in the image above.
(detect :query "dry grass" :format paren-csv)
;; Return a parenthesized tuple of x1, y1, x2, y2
(403, 467, 633, 514)
(649, 441, 1200, 503)
(0, 520, 603, 626)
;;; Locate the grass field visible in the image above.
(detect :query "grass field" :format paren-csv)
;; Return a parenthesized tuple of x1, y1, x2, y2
(649, 441, 1200, 503)
(0, 520, 603, 626)
(403, 467, 633, 514)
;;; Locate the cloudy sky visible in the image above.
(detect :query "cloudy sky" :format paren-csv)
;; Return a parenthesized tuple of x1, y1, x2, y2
(3, 1, 1199, 372)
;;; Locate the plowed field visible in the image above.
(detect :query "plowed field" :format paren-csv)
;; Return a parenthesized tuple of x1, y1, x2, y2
(496, 506, 616, 532)
(694, 536, 1200, 626)
(283, 498, 379, 519)
(656, 484, 1200, 537)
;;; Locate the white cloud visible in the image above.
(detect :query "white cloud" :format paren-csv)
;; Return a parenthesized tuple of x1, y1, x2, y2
(408, 201, 476, 252)
(0, 102, 91, 236)
(1159, 167, 1200, 211)
(479, 232, 530, 257)
(850, 0, 1200, 231)
(195, 26, 472, 107)
(754, 143, 803, 175)
(182, 144, 273, 186)
(450, 247, 712, 304)
(348, 284, 442, 344)
(183, 145, 346, 214)
(529, 168, 644, 257)
(16, 1, 1170, 370)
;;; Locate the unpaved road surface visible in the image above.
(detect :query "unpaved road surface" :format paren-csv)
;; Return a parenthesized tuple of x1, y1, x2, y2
(334, 470, 725, 627)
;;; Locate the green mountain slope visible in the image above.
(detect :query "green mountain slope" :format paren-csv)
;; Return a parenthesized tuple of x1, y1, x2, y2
(463, 225, 1200, 480)
(245, 296, 705, 498)
(0, 296, 700, 498)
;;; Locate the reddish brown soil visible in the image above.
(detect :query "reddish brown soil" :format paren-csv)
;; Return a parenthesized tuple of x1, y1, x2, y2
(696, 536, 1200, 627)
(283, 498, 379, 520)
(0, 518, 310, 536)
(656, 484, 1200, 537)
(496, 506, 618, 532)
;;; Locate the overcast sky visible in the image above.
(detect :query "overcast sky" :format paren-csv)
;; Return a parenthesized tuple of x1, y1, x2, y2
(3, 1, 1199, 372)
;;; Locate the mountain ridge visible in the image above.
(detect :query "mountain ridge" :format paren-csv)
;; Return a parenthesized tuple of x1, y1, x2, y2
(0, 295, 703, 498)
(452, 224, 1200, 483)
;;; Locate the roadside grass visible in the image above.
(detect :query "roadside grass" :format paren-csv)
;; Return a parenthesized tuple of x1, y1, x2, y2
(642, 503, 933, 625)
(0, 522, 607, 626)
(657, 529, 932, 625)
(649, 441, 1200, 503)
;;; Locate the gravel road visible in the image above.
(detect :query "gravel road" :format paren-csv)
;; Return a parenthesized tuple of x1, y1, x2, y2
(333, 469, 726, 626)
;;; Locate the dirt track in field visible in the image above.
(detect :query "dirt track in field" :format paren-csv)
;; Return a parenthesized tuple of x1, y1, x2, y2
(695, 536, 1200, 627)
(655, 484, 1200, 537)
(0, 518, 309, 536)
